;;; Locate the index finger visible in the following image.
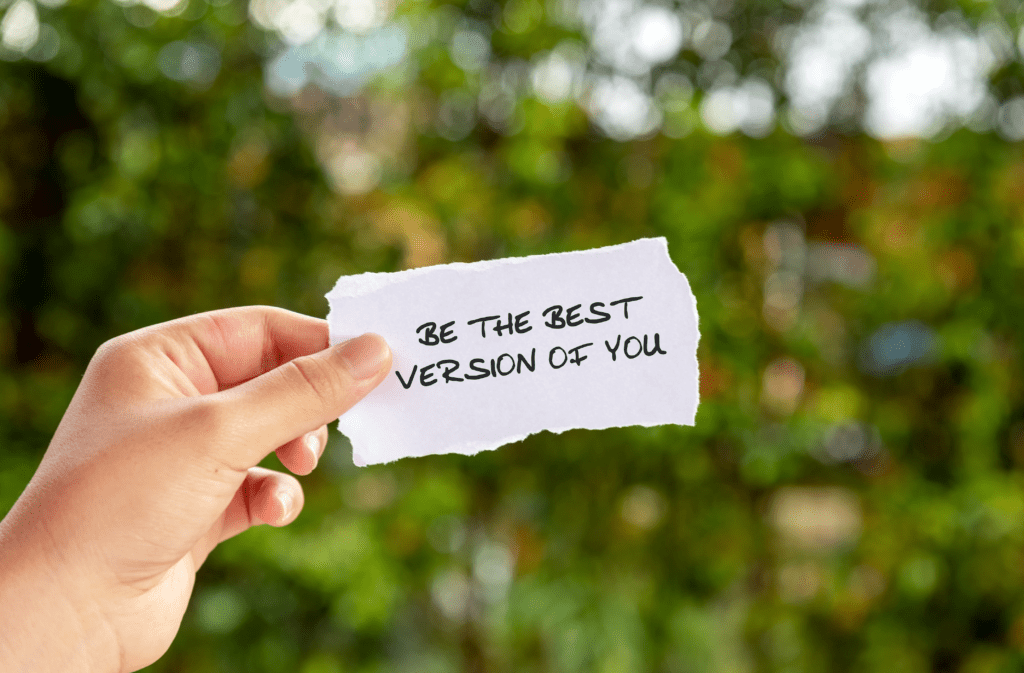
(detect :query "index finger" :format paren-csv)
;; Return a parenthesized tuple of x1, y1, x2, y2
(140, 306, 329, 393)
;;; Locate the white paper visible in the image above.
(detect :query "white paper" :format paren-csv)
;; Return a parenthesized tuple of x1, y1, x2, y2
(326, 237, 700, 466)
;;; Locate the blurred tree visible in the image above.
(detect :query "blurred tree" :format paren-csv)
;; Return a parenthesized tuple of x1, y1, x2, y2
(4, 0, 1024, 671)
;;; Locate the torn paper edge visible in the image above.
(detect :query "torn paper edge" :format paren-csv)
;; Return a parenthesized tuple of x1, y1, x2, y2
(327, 236, 701, 465)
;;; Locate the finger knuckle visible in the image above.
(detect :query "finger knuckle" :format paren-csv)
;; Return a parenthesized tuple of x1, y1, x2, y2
(87, 335, 148, 390)
(93, 333, 131, 365)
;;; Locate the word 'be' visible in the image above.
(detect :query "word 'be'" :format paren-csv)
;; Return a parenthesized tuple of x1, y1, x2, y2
(416, 296, 643, 345)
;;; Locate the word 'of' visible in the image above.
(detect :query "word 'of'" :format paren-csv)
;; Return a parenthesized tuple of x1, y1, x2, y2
(416, 296, 643, 345)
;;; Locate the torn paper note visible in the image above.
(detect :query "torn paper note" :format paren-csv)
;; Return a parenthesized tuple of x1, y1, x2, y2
(326, 237, 699, 466)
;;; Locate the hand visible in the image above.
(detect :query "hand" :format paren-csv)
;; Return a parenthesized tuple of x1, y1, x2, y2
(0, 307, 391, 672)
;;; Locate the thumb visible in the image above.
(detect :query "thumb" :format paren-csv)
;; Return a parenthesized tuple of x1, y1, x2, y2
(215, 333, 391, 469)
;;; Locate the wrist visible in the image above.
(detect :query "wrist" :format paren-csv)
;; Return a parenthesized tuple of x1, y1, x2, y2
(0, 503, 122, 673)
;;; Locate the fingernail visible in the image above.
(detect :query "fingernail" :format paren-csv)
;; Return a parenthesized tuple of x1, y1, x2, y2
(337, 333, 390, 380)
(277, 490, 294, 521)
(304, 432, 321, 469)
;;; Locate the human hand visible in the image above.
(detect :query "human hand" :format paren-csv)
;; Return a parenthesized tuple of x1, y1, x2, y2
(0, 307, 391, 672)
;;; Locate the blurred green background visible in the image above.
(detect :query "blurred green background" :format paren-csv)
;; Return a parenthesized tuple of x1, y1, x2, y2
(5, 0, 1024, 670)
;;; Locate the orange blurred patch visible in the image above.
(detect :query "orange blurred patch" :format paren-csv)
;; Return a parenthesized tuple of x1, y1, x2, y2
(878, 216, 919, 253)
(909, 169, 967, 210)
(386, 516, 424, 558)
(739, 224, 765, 269)
(880, 137, 923, 163)
(708, 140, 744, 182)
(239, 246, 280, 291)
(831, 565, 886, 631)
(761, 357, 805, 416)
(699, 355, 734, 399)
(128, 257, 183, 300)
(371, 200, 447, 269)
(807, 208, 852, 243)
(226, 137, 270, 190)
(936, 247, 976, 291)
(419, 157, 478, 206)
(840, 172, 877, 210)
(993, 161, 1024, 209)
(511, 524, 544, 574)
(1009, 613, 1024, 651)
(508, 200, 550, 241)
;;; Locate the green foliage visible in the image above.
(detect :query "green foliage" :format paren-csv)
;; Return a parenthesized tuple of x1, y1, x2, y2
(4, 0, 1024, 671)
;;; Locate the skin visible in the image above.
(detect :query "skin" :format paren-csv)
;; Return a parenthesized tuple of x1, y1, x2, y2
(0, 306, 392, 672)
